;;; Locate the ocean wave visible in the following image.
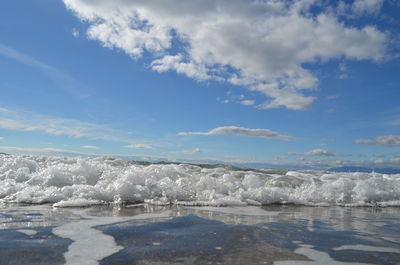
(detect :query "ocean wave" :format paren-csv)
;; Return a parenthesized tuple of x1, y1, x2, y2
(1, 154, 399, 207)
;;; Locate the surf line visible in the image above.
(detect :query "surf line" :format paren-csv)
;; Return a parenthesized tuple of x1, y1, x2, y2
(53, 210, 172, 265)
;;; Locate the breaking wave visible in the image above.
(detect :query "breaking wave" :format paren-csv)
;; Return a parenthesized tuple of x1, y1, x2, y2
(1, 154, 399, 207)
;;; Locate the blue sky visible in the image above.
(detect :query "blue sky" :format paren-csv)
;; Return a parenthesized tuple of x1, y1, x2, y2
(0, 0, 399, 169)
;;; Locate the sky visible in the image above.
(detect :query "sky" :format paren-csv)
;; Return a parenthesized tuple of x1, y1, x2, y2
(0, 0, 399, 169)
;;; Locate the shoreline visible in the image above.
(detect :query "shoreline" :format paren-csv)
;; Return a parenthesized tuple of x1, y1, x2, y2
(1, 204, 400, 264)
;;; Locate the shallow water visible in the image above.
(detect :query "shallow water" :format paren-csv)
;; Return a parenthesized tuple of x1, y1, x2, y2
(1, 204, 399, 265)
(1, 154, 400, 264)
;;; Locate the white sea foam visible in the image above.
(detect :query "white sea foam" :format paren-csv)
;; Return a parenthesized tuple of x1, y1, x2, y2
(1, 154, 400, 207)
(274, 244, 372, 265)
(17, 229, 37, 236)
(333, 244, 400, 254)
(53, 209, 172, 265)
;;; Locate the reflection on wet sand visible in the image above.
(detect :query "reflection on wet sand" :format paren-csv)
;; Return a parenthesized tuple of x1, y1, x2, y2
(0, 204, 400, 265)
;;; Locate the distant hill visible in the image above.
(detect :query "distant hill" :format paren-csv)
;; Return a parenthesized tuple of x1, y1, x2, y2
(328, 166, 400, 174)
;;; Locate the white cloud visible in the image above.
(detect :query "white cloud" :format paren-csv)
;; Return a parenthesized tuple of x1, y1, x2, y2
(337, 62, 349, 79)
(288, 149, 338, 157)
(168, 148, 202, 155)
(253, 83, 315, 110)
(240, 99, 255, 106)
(336, 0, 384, 17)
(219, 93, 256, 107)
(0, 146, 86, 155)
(179, 126, 292, 141)
(0, 107, 136, 143)
(63, 0, 389, 110)
(72, 28, 80, 38)
(294, 156, 400, 169)
(352, 0, 384, 15)
(338, 73, 349, 80)
(125, 144, 153, 150)
(0, 137, 4, 140)
(151, 54, 215, 81)
(355, 135, 400, 146)
(82, 145, 99, 149)
(343, 157, 400, 169)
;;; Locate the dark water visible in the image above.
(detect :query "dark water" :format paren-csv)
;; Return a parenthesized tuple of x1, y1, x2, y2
(0, 204, 399, 265)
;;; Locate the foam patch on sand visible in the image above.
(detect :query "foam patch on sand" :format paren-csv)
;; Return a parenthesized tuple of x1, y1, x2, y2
(17, 229, 37, 236)
(274, 243, 372, 265)
(52, 210, 172, 265)
(333, 244, 400, 254)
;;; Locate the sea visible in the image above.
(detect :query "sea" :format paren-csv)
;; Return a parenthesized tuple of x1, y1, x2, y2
(1, 154, 400, 264)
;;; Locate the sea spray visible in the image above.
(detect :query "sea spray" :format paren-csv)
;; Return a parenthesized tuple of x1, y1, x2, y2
(1, 154, 400, 207)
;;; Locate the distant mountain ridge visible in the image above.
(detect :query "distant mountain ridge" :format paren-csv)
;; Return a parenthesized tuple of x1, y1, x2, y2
(328, 166, 400, 174)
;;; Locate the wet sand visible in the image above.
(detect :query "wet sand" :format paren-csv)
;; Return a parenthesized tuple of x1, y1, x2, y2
(1, 204, 400, 265)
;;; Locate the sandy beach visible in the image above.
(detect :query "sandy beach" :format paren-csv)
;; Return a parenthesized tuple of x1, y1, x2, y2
(1, 204, 400, 265)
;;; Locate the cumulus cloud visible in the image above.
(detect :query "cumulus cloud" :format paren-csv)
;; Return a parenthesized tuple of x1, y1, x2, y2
(125, 144, 153, 150)
(179, 126, 292, 141)
(288, 149, 338, 156)
(63, 0, 389, 110)
(355, 135, 400, 146)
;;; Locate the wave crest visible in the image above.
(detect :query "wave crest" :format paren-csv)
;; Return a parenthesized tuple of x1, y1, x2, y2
(1, 154, 399, 207)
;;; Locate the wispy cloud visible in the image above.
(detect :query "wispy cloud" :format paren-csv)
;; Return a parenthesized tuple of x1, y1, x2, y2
(352, 0, 384, 16)
(337, 0, 384, 18)
(72, 28, 80, 38)
(179, 126, 292, 141)
(337, 62, 349, 79)
(333, 157, 400, 169)
(288, 149, 338, 157)
(168, 148, 202, 155)
(0, 43, 89, 98)
(0, 137, 4, 140)
(355, 135, 400, 146)
(383, 113, 400, 127)
(0, 146, 89, 155)
(218, 93, 256, 107)
(0, 106, 136, 143)
(240, 100, 255, 106)
(82, 145, 99, 149)
(125, 144, 153, 150)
